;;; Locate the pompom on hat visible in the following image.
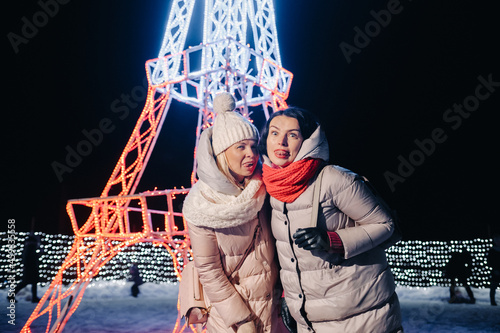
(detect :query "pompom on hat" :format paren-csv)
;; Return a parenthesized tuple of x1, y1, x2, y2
(211, 92, 259, 156)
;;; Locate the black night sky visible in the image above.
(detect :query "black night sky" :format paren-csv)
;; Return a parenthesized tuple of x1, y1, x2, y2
(3, 0, 499, 240)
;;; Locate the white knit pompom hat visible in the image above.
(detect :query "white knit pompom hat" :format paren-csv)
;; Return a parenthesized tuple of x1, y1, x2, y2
(211, 92, 259, 156)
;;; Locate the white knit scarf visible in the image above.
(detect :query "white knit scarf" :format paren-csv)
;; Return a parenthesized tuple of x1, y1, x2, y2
(183, 177, 266, 229)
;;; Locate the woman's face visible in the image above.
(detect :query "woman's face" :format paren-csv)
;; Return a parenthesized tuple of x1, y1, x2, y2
(225, 139, 259, 182)
(266, 116, 304, 168)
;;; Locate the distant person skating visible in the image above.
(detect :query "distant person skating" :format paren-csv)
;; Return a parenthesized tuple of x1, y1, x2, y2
(487, 234, 500, 306)
(14, 233, 42, 302)
(445, 250, 475, 304)
(129, 263, 144, 297)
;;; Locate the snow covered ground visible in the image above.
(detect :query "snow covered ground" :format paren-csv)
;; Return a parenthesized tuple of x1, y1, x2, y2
(1, 281, 499, 333)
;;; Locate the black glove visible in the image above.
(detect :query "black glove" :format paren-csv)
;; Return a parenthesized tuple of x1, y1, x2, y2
(280, 297, 297, 333)
(293, 227, 330, 251)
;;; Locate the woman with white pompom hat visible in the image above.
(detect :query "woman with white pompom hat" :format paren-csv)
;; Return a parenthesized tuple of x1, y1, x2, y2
(182, 92, 285, 332)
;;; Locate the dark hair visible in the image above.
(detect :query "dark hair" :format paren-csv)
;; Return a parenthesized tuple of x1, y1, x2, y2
(258, 106, 319, 155)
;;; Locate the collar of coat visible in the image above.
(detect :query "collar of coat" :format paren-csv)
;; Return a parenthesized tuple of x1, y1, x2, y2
(182, 176, 266, 229)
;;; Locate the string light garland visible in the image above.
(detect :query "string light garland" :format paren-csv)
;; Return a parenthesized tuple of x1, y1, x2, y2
(386, 238, 494, 288)
(2, 234, 495, 290)
(1, 233, 182, 286)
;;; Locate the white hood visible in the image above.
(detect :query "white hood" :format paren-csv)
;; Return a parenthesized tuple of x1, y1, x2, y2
(263, 125, 329, 166)
(195, 126, 242, 196)
(183, 127, 266, 229)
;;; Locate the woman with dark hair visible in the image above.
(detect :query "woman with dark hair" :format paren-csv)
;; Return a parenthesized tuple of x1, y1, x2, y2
(260, 107, 403, 333)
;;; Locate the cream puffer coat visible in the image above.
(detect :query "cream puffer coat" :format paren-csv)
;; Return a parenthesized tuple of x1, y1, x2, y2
(183, 127, 284, 333)
(263, 126, 403, 333)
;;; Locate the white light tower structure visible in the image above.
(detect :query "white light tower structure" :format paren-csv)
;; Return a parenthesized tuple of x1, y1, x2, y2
(21, 1, 292, 332)
(148, 0, 293, 182)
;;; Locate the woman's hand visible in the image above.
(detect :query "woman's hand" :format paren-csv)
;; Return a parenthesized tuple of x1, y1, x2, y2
(293, 227, 329, 251)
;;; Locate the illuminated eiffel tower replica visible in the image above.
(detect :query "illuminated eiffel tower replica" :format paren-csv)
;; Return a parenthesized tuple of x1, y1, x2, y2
(22, 0, 292, 332)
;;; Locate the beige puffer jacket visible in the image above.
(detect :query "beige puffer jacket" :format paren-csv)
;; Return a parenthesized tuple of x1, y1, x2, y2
(264, 126, 402, 333)
(183, 127, 284, 333)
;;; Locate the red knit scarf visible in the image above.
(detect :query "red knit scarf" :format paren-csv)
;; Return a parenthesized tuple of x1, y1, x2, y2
(262, 158, 321, 203)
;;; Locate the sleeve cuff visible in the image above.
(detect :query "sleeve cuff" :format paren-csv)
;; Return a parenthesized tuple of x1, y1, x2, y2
(327, 231, 344, 254)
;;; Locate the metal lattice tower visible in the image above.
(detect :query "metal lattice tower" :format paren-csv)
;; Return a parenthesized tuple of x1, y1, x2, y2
(21, 1, 292, 332)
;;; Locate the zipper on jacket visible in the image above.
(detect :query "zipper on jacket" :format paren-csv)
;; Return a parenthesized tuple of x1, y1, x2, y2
(283, 202, 315, 332)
